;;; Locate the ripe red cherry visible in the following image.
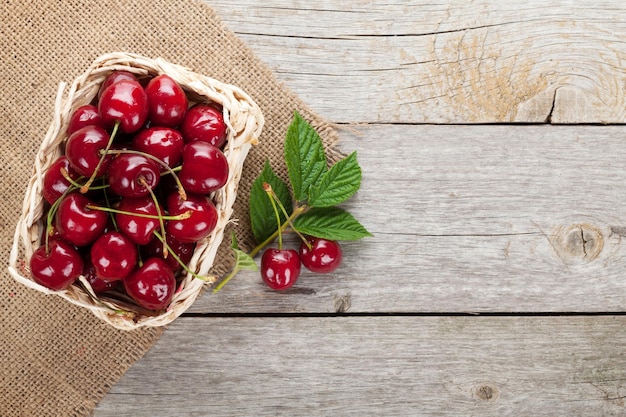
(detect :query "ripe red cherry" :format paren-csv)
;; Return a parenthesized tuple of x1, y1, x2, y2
(42, 156, 80, 204)
(180, 103, 227, 148)
(299, 237, 343, 273)
(123, 257, 176, 310)
(90, 231, 138, 281)
(98, 70, 138, 100)
(132, 127, 184, 167)
(65, 125, 112, 177)
(55, 192, 108, 246)
(179, 141, 229, 194)
(82, 256, 118, 293)
(115, 196, 162, 245)
(99, 79, 149, 134)
(107, 153, 160, 198)
(142, 233, 195, 272)
(166, 193, 218, 243)
(145, 74, 188, 127)
(261, 249, 301, 290)
(29, 240, 83, 290)
(68, 105, 104, 135)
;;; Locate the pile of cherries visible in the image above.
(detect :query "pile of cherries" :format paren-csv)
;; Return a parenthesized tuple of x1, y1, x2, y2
(30, 70, 231, 311)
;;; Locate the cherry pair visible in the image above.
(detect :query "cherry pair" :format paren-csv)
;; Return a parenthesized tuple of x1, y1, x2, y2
(261, 237, 343, 291)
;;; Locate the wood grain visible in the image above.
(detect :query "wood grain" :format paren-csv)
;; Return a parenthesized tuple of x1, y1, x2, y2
(93, 2, 626, 415)
(94, 316, 626, 416)
(185, 124, 626, 314)
(207, 0, 626, 124)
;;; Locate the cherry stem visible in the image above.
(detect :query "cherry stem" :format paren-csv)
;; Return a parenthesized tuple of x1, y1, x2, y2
(139, 176, 168, 258)
(101, 177, 118, 231)
(212, 268, 238, 293)
(45, 185, 78, 253)
(248, 205, 308, 258)
(160, 165, 182, 175)
(80, 120, 119, 193)
(104, 148, 187, 200)
(85, 204, 191, 221)
(264, 183, 311, 250)
(152, 231, 216, 284)
(60, 168, 108, 191)
(264, 183, 283, 250)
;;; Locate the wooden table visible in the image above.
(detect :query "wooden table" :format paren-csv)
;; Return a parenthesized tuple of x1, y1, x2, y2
(94, 1, 626, 415)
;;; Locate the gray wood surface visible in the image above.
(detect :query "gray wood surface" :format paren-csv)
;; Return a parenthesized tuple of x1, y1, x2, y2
(96, 316, 626, 416)
(94, 1, 626, 416)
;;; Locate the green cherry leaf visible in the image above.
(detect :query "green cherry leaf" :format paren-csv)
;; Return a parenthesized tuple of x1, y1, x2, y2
(249, 161, 293, 243)
(293, 207, 372, 241)
(308, 151, 361, 208)
(284, 111, 327, 202)
(231, 233, 258, 272)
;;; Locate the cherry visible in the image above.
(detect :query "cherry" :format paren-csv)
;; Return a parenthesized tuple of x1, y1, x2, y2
(299, 237, 343, 273)
(42, 156, 80, 204)
(82, 256, 118, 293)
(132, 127, 184, 167)
(123, 257, 176, 310)
(145, 74, 188, 127)
(98, 70, 138, 100)
(142, 233, 195, 272)
(166, 192, 217, 243)
(65, 125, 112, 177)
(29, 240, 83, 290)
(180, 103, 227, 148)
(260, 249, 301, 290)
(179, 141, 229, 194)
(99, 79, 149, 134)
(107, 153, 160, 198)
(68, 104, 104, 135)
(90, 231, 138, 281)
(55, 192, 108, 246)
(115, 196, 162, 245)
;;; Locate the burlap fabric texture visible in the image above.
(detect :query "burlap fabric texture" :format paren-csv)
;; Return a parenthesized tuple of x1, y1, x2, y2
(0, 1, 338, 416)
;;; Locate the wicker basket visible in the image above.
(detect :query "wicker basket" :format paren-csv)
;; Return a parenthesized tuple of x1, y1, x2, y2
(8, 52, 264, 330)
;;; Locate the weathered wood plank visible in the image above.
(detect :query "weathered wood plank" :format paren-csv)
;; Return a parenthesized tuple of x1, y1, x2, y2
(205, 0, 626, 124)
(186, 124, 626, 314)
(94, 316, 626, 416)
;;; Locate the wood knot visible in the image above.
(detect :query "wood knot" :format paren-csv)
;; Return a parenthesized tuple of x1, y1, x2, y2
(333, 293, 351, 313)
(550, 219, 613, 265)
(474, 383, 499, 402)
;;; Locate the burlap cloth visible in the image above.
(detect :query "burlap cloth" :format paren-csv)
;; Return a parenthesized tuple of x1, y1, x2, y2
(0, 1, 338, 415)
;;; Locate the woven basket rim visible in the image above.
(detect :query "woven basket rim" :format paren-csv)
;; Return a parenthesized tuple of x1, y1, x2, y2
(8, 52, 264, 330)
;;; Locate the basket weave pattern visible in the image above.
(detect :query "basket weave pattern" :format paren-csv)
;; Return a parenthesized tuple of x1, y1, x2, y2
(8, 52, 264, 330)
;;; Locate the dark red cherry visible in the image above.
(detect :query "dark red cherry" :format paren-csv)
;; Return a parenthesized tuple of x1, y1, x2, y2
(55, 192, 108, 246)
(166, 193, 218, 243)
(123, 257, 176, 310)
(115, 196, 162, 245)
(82, 256, 118, 293)
(180, 103, 227, 148)
(29, 240, 83, 290)
(90, 231, 138, 281)
(299, 237, 343, 273)
(142, 233, 195, 273)
(261, 249, 301, 290)
(98, 70, 138, 100)
(68, 105, 104, 135)
(179, 141, 229, 194)
(131, 127, 184, 167)
(42, 156, 80, 204)
(145, 74, 188, 127)
(99, 79, 149, 134)
(65, 125, 112, 177)
(107, 153, 160, 198)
